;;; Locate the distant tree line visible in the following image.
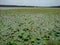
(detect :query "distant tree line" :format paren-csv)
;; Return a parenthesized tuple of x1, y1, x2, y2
(0, 5, 60, 8)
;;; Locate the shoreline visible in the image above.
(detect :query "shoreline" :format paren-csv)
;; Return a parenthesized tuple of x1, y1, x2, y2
(0, 7, 60, 10)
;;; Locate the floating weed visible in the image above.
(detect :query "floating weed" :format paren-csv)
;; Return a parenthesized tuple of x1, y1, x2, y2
(0, 9, 60, 45)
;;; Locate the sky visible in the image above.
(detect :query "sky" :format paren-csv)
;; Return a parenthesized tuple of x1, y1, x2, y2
(0, 0, 60, 6)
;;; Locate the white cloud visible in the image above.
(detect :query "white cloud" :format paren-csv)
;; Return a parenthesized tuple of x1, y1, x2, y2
(0, 0, 60, 6)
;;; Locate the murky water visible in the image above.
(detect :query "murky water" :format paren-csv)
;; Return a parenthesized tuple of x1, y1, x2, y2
(0, 7, 36, 10)
(0, 7, 25, 10)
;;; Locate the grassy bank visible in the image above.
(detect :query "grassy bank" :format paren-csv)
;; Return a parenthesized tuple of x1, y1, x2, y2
(0, 8, 60, 45)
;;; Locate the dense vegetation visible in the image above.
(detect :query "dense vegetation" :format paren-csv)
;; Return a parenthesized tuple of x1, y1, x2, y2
(0, 8, 60, 45)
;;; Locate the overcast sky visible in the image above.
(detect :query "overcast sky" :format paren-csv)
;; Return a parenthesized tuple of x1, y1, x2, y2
(0, 0, 60, 6)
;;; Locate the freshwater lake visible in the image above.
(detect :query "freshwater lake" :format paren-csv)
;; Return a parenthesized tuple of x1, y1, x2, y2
(0, 7, 60, 10)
